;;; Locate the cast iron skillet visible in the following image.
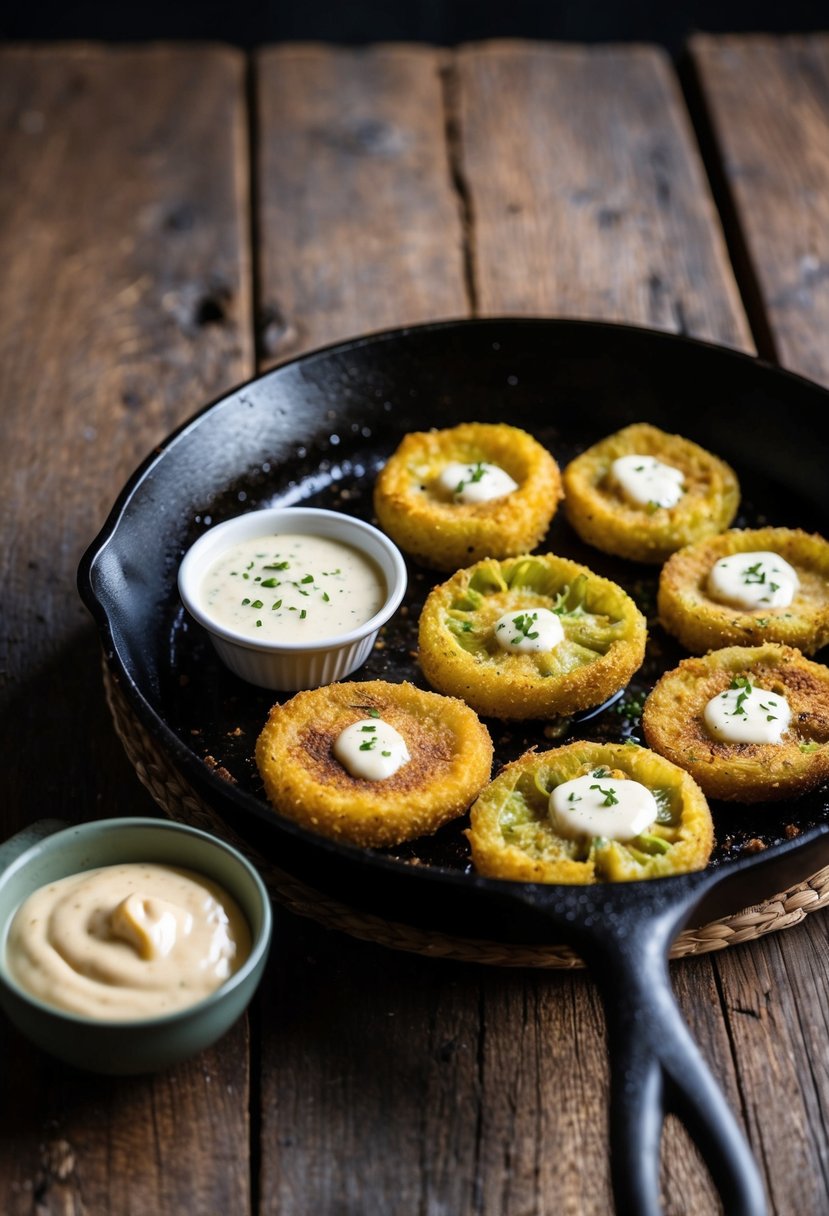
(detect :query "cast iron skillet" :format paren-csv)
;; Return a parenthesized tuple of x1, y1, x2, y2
(79, 319, 829, 1216)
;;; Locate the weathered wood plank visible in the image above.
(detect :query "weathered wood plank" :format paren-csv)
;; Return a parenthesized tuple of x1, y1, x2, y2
(455, 40, 753, 351)
(689, 33, 829, 387)
(707, 921, 829, 1216)
(688, 33, 829, 1216)
(255, 44, 468, 364)
(254, 44, 478, 1215)
(0, 43, 254, 1216)
(454, 39, 755, 1216)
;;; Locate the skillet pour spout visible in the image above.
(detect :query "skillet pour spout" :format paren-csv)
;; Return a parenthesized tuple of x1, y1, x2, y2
(505, 867, 769, 1216)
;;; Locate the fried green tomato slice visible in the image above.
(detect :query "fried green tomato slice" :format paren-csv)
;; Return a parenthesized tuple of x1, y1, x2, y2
(418, 554, 646, 719)
(563, 422, 740, 563)
(255, 680, 493, 847)
(373, 421, 562, 571)
(658, 527, 829, 655)
(642, 644, 829, 802)
(467, 741, 713, 883)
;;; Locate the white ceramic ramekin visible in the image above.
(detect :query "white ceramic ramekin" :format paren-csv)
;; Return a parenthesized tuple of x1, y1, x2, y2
(177, 506, 407, 691)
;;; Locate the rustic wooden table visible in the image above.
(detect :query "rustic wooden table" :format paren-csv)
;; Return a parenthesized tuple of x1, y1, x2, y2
(2, 34, 829, 1216)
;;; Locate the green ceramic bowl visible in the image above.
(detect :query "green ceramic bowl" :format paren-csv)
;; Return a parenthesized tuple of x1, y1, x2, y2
(0, 817, 272, 1074)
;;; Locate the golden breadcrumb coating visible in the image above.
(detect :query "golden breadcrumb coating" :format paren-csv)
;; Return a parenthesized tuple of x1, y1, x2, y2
(418, 554, 646, 720)
(563, 422, 740, 563)
(255, 680, 493, 847)
(642, 643, 829, 802)
(467, 741, 713, 883)
(658, 527, 829, 654)
(373, 422, 561, 571)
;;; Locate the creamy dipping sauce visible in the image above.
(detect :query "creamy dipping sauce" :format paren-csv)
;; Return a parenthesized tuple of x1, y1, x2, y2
(5, 864, 251, 1020)
(493, 608, 564, 654)
(436, 461, 519, 504)
(703, 678, 791, 744)
(610, 454, 684, 509)
(333, 717, 411, 780)
(549, 773, 658, 842)
(707, 551, 799, 611)
(200, 533, 386, 643)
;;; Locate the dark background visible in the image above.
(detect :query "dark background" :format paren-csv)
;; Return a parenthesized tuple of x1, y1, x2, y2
(2, 0, 826, 52)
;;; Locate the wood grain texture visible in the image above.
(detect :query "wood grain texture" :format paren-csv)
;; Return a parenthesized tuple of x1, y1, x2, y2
(709, 918, 829, 1216)
(689, 34, 829, 387)
(255, 44, 468, 364)
(0, 44, 254, 1216)
(454, 40, 753, 351)
(0, 44, 253, 824)
(688, 34, 829, 1213)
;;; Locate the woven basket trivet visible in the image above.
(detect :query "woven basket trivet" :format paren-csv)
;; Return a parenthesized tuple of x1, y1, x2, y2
(104, 667, 829, 968)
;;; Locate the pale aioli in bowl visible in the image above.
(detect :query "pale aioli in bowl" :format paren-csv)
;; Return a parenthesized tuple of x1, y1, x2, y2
(5, 864, 251, 1020)
(199, 533, 387, 644)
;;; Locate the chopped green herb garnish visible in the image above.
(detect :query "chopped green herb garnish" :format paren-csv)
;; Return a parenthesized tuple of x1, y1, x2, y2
(264, 560, 290, 571)
(241, 597, 251, 606)
(256, 619, 262, 628)
(382, 750, 391, 757)
(322, 591, 330, 602)
(359, 739, 376, 752)
(272, 600, 282, 610)
(251, 599, 263, 610)
(301, 574, 314, 584)
(455, 461, 487, 495)
(360, 725, 377, 733)
(508, 612, 540, 644)
(590, 783, 619, 806)
(260, 577, 279, 588)
(728, 675, 753, 717)
(300, 608, 307, 620)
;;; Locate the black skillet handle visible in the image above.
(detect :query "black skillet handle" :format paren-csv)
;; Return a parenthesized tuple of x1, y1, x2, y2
(577, 906, 767, 1216)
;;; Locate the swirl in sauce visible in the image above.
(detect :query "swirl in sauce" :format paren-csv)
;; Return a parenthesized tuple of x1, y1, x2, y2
(6, 864, 251, 1020)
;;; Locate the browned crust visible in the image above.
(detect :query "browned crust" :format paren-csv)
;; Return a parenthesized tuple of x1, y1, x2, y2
(255, 680, 493, 846)
(562, 422, 740, 563)
(642, 643, 829, 802)
(657, 527, 829, 654)
(373, 422, 562, 571)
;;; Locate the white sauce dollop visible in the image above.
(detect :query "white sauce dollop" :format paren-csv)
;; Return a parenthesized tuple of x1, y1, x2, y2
(333, 718, 411, 780)
(703, 680, 791, 744)
(437, 461, 519, 504)
(493, 608, 564, 654)
(610, 454, 684, 509)
(707, 551, 799, 611)
(549, 773, 658, 842)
